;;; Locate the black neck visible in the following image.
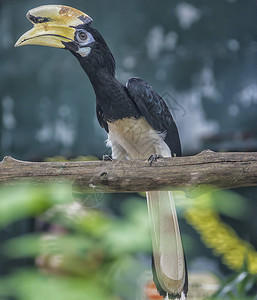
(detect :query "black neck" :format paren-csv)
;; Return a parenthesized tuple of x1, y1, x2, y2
(83, 62, 119, 99)
(79, 56, 125, 105)
(71, 31, 141, 121)
(81, 59, 141, 121)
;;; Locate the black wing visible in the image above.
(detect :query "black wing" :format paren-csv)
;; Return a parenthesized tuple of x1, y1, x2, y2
(126, 77, 181, 156)
(96, 98, 108, 132)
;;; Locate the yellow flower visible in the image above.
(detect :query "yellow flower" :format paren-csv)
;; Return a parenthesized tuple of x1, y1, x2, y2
(183, 192, 257, 274)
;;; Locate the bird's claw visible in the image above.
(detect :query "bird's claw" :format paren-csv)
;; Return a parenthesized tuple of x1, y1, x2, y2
(148, 154, 162, 166)
(102, 154, 113, 161)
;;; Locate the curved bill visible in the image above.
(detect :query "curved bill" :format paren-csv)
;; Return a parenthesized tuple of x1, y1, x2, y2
(15, 5, 93, 48)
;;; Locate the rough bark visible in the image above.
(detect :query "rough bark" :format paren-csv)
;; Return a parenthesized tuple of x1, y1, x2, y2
(0, 150, 257, 196)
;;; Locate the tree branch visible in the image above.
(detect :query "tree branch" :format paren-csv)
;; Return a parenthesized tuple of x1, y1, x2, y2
(1, 150, 257, 196)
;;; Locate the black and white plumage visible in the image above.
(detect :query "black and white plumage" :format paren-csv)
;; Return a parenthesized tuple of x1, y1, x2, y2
(15, 5, 188, 299)
(105, 78, 188, 299)
(126, 78, 181, 157)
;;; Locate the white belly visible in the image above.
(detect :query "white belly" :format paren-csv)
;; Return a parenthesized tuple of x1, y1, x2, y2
(107, 117, 171, 160)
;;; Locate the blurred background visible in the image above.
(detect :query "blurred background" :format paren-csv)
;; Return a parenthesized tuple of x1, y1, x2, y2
(0, 0, 257, 299)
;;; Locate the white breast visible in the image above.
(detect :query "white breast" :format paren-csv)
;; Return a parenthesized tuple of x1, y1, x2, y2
(107, 117, 171, 160)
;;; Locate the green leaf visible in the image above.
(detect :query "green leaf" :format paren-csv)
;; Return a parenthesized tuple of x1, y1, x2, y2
(2, 233, 94, 259)
(0, 183, 72, 228)
(0, 270, 116, 300)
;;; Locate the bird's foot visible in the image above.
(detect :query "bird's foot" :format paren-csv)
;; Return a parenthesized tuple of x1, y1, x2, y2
(148, 154, 162, 166)
(102, 154, 113, 161)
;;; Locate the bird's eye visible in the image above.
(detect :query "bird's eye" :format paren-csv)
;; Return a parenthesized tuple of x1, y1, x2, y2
(77, 31, 88, 41)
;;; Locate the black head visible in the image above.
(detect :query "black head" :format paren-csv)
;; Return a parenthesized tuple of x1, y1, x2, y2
(63, 25, 116, 77)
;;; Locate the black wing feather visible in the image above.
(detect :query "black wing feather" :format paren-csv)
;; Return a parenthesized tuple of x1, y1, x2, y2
(96, 98, 108, 132)
(126, 77, 181, 156)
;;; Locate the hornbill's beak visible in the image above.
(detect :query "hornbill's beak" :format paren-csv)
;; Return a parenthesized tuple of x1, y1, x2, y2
(15, 5, 93, 48)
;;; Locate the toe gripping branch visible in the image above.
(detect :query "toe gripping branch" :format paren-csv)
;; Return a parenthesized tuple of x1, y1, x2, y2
(102, 154, 113, 161)
(148, 152, 176, 166)
(148, 154, 162, 166)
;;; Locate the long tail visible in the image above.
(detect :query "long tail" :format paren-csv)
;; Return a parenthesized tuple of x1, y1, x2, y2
(146, 191, 188, 299)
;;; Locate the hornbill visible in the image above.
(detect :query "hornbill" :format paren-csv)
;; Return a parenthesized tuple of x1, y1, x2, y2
(15, 5, 188, 299)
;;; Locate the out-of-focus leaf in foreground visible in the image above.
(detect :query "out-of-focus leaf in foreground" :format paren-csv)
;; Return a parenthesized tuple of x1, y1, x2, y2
(211, 271, 257, 299)
(0, 270, 116, 300)
(0, 183, 151, 300)
(0, 183, 72, 228)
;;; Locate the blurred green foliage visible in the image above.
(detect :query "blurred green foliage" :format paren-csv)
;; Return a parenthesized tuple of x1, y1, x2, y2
(211, 271, 257, 300)
(0, 184, 72, 228)
(0, 183, 151, 300)
(0, 183, 257, 299)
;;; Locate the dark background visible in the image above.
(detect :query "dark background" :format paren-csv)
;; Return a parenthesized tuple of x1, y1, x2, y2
(1, 0, 257, 160)
(1, 0, 257, 285)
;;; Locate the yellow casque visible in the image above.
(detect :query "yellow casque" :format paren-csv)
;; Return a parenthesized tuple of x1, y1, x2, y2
(15, 5, 93, 48)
